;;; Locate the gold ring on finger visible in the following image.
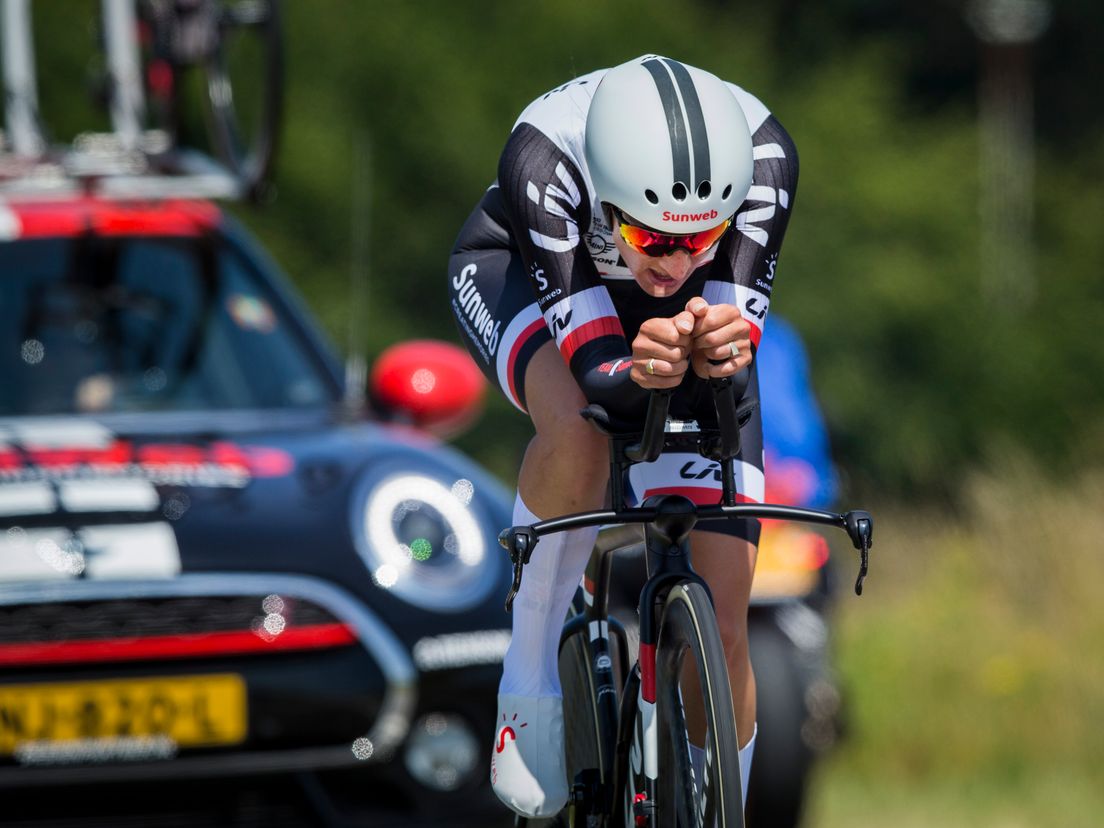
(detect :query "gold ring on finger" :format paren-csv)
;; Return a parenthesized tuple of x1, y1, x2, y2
(646, 358, 656, 375)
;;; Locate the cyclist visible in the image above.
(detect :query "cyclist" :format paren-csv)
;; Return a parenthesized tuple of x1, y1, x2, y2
(448, 54, 798, 818)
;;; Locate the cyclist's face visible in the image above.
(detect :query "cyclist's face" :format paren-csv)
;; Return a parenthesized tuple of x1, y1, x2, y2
(612, 216, 715, 298)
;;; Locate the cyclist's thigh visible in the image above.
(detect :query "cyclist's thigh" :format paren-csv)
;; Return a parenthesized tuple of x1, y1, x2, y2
(448, 239, 549, 414)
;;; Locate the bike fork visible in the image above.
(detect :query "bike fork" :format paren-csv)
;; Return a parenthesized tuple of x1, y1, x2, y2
(610, 661, 659, 828)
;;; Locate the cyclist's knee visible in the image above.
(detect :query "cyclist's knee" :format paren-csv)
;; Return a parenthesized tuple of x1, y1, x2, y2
(717, 612, 751, 661)
(525, 416, 607, 487)
(692, 533, 755, 660)
(714, 589, 754, 662)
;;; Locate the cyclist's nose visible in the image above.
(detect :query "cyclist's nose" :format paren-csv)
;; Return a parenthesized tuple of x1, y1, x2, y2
(661, 249, 695, 279)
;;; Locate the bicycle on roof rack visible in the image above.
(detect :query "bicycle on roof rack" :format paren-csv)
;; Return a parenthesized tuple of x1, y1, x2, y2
(0, 0, 282, 201)
(499, 370, 873, 827)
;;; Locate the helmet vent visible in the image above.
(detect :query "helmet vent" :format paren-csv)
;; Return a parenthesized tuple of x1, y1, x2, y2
(671, 182, 688, 202)
(645, 189, 659, 205)
(697, 181, 711, 200)
(722, 184, 733, 200)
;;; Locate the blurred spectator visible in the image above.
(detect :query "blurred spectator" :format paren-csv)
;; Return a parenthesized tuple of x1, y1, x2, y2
(758, 316, 838, 510)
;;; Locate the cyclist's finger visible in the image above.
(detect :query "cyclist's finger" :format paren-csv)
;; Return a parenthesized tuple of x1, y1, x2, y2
(633, 357, 687, 388)
(634, 341, 688, 363)
(631, 366, 684, 389)
(691, 350, 750, 379)
(639, 316, 690, 348)
(708, 360, 738, 378)
(702, 338, 752, 362)
(685, 297, 709, 317)
(673, 309, 696, 335)
(702, 355, 747, 378)
(635, 335, 684, 364)
(693, 320, 751, 350)
(634, 356, 687, 377)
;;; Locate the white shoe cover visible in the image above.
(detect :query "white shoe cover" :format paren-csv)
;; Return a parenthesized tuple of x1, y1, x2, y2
(490, 694, 567, 817)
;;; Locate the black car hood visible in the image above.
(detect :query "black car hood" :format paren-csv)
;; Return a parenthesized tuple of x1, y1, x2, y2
(0, 408, 513, 610)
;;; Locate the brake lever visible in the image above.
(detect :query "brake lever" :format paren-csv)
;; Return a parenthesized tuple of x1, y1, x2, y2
(843, 510, 874, 595)
(498, 526, 539, 612)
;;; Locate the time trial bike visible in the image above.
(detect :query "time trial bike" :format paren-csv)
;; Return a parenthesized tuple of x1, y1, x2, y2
(500, 371, 873, 827)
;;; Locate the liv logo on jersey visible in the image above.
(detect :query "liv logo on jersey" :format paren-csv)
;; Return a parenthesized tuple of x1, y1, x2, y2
(735, 184, 791, 248)
(526, 161, 582, 252)
(680, 460, 722, 481)
(542, 287, 623, 362)
(550, 310, 573, 334)
(452, 263, 502, 356)
(703, 280, 769, 348)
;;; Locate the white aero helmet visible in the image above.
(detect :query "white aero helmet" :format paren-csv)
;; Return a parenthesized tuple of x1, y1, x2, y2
(585, 55, 754, 234)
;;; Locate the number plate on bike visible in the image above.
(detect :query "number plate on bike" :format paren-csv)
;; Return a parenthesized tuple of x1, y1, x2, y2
(0, 674, 247, 756)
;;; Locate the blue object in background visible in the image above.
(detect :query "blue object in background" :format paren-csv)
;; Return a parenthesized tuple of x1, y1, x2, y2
(757, 317, 839, 509)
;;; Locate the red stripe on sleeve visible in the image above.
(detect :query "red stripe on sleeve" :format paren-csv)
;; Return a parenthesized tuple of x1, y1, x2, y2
(749, 321, 763, 348)
(506, 318, 547, 411)
(559, 316, 624, 361)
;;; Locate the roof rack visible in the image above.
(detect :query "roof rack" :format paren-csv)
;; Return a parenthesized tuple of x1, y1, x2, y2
(0, 131, 244, 201)
(1, 0, 280, 203)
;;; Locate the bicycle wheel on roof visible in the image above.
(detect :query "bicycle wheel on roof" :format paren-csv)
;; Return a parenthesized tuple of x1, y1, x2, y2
(200, 0, 283, 199)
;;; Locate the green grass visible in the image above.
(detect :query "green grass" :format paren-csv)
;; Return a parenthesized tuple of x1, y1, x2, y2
(801, 460, 1104, 826)
(808, 769, 1104, 828)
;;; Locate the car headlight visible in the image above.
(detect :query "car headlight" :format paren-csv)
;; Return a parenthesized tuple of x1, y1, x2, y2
(354, 471, 497, 611)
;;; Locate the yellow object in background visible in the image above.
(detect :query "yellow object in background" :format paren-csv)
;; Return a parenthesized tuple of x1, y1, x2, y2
(752, 521, 830, 599)
(0, 673, 247, 755)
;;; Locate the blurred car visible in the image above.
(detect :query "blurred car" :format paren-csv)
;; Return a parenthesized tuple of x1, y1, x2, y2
(0, 195, 515, 826)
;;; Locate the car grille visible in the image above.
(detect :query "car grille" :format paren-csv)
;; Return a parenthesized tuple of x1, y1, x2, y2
(0, 595, 339, 644)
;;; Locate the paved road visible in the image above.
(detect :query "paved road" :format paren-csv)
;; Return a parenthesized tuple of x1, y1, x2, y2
(2, 772, 512, 827)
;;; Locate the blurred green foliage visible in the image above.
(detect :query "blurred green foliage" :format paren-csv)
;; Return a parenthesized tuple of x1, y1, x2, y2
(809, 462, 1104, 825)
(31, 0, 1103, 498)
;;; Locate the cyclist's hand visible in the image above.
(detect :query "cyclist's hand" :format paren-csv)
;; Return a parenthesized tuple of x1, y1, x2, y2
(630, 312, 694, 389)
(685, 299, 753, 379)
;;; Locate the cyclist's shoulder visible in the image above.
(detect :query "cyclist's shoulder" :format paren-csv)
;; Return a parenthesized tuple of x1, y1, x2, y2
(723, 82, 798, 177)
(722, 81, 790, 139)
(513, 68, 607, 134)
(504, 68, 607, 165)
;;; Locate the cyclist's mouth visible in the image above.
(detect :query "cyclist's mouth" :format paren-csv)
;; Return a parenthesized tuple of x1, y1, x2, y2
(645, 269, 680, 291)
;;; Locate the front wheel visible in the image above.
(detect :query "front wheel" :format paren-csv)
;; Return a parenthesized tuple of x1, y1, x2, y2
(655, 581, 743, 827)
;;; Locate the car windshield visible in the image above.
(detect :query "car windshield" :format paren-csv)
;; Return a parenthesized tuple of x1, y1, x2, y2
(0, 235, 337, 416)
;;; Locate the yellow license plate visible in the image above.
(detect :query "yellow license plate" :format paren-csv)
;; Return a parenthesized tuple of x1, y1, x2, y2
(0, 674, 247, 755)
